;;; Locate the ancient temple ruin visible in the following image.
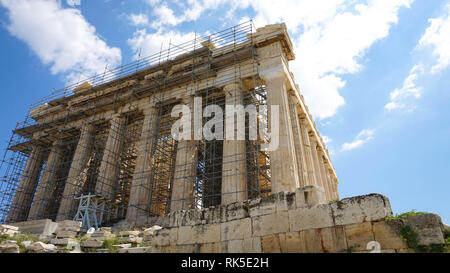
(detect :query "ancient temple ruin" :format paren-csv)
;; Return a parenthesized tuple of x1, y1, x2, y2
(0, 22, 338, 228)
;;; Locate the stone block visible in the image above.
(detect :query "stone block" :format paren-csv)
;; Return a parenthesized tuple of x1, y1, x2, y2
(221, 218, 252, 241)
(195, 224, 221, 244)
(28, 242, 57, 253)
(344, 222, 375, 252)
(177, 226, 195, 245)
(119, 230, 140, 237)
(182, 209, 204, 226)
(261, 235, 281, 253)
(199, 242, 227, 253)
(330, 194, 392, 226)
(252, 211, 289, 237)
(224, 201, 249, 222)
(126, 236, 143, 244)
(275, 192, 296, 212)
(173, 244, 200, 253)
(56, 220, 82, 232)
(404, 213, 445, 245)
(91, 231, 113, 238)
(0, 241, 19, 253)
(81, 239, 104, 248)
(280, 232, 301, 253)
(0, 224, 19, 231)
(10, 219, 58, 236)
(228, 239, 244, 253)
(143, 225, 162, 236)
(113, 244, 132, 249)
(319, 226, 348, 253)
(203, 206, 224, 224)
(372, 220, 407, 249)
(243, 237, 262, 253)
(152, 228, 178, 246)
(50, 238, 78, 246)
(178, 224, 220, 245)
(0, 229, 18, 237)
(56, 230, 78, 238)
(288, 204, 334, 232)
(168, 210, 187, 227)
(295, 186, 326, 208)
(248, 196, 276, 217)
(296, 229, 324, 253)
(118, 247, 152, 253)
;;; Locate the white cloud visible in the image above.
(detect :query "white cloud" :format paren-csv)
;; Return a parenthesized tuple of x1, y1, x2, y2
(341, 129, 375, 151)
(322, 135, 332, 145)
(290, 0, 413, 119)
(128, 13, 150, 26)
(138, 0, 412, 120)
(385, 64, 423, 111)
(127, 29, 196, 60)
(385, 5, 450, 113)
(419, 4, 450, 73)
(0, 0, 121, 83)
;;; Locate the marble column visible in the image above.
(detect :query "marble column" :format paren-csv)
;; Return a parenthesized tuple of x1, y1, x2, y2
(171, 96, 199, 211)
(170, 139, 198, 211)
(289, 94, 308, 188)
(221, 83, 248, 204)
(96, 114, 126, 201)
(299, 118, 317, 187)
(330, 173, 339, 201)
(317, 149, 331, 201)
(28, 139, 64, 220)
(309, 134, 326, 194)
(126, 106, 158, 222)
(56, 123, 94, 221)
(6, 144, 45, 223)
(260, 71, 299, 193)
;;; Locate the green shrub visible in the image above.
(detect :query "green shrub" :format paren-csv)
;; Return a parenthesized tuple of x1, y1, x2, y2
(101, 237, 127, 253)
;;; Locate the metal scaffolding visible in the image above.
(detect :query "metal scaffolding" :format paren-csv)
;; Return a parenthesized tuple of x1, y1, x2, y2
(0, 21, 275, 226)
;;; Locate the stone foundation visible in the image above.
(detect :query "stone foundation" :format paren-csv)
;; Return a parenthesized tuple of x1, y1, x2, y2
(1, 188, 447, 253)
(116, 187, 446, 253)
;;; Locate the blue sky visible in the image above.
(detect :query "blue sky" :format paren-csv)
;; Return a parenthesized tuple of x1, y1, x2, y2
(0, 0, 449, 223)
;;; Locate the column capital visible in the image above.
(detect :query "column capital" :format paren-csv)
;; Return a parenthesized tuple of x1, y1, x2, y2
(181, 95, 194, 104)
(142, 105, 158, 116)
(222, 81, 242, 91)
(259, 65, 287, 82)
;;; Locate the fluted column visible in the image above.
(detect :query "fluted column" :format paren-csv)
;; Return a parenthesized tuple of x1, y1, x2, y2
(171, 96, 199, 211)
(317, 149, 331, 201)
(221, 83, 248, 204)
(289, 94, 308, 188)
(309, 134, 326, 193)
(6, 144, 45, 223)
(261, 71, 299, 193)
(126, 106, 158, 222)
(56, 123, 94, 221)
(299, 117, 317, 187)
(170, 140, 198, 211)
(95, 114, 126, 201)
(329, 171, 339, 201)
(28, 139, 64, 220)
